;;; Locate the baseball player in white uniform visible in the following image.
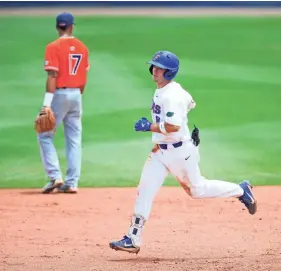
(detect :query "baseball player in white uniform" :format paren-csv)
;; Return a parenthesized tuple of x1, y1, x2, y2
(109, 51, 257, 254)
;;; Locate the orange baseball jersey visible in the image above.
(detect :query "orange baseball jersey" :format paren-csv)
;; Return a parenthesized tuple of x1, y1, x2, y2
(44, 36, 90, 88)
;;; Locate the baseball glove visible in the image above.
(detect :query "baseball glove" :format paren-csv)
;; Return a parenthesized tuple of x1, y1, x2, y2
(191, 125, 200, 146)
(34, 106, 56, 133)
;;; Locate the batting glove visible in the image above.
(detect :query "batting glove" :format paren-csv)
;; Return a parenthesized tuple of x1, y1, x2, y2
(134, 117, 152, 132)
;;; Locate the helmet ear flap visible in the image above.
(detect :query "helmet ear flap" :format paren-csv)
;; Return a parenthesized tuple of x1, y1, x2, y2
(163, 69, 178, 80)
(164, 70, 172, 80)
(149, 65, 153, 74)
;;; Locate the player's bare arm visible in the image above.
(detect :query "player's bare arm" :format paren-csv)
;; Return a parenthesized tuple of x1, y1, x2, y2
(41, 70, 57, 108)
(46, 70, 57, 94)
(150, 122, 180, 133)
(34, 70, 57, 134)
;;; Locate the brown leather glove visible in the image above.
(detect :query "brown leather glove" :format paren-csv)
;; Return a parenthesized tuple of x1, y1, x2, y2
(34, 106, 56, 133)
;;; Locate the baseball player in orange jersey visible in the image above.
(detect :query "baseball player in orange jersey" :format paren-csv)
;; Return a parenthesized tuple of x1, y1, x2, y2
(38, 12, 90, 194)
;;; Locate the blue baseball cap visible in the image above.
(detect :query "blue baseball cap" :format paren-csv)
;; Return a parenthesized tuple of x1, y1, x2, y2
(56, 12, 75, 27)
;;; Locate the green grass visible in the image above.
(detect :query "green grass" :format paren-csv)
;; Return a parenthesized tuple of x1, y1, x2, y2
(0, 16, 280, 188)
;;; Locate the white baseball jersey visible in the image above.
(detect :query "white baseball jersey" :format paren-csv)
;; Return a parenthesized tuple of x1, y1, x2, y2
(151, 81, 196, 144)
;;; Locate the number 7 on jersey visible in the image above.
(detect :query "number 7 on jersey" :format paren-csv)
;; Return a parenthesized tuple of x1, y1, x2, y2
(69, 54, 82, 75)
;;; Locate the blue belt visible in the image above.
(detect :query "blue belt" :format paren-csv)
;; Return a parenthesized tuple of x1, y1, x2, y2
(158, 141, 183, 150)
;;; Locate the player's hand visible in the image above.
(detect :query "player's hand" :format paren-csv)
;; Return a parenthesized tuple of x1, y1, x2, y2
(34, 106, 56, 133)
(134, 117, 152, 132)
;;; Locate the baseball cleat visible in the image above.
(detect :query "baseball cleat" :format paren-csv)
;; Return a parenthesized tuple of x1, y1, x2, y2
(238, 180, 257, 215)
(42, 179, 64, 194)
(57, 184, 78, 194)
(109, 235, 140, 254)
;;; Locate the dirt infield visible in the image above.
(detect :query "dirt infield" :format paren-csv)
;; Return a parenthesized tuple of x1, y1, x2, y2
(0, 186, 280, 271)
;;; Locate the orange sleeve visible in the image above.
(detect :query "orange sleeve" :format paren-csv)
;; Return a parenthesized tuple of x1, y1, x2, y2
(44, 43, 59, 71)
(85, 47, 90, 71)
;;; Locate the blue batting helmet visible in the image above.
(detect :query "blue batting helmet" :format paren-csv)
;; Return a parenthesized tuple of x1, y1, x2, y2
(148, 51, 179, 80)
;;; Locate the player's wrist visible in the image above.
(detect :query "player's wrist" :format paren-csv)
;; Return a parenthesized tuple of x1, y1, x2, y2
(150, 122, 166, 134)
(159, 121, 168, 135)
(43, 92, 54, 107)
(150, 123, 157, 132)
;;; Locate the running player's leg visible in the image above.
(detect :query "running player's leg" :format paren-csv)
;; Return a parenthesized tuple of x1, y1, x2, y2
(110, 147, 168, 253)
(169, 141, 257, 214)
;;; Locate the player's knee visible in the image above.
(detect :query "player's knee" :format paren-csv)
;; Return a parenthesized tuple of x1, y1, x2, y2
(37, 131, 54, 140)
(180, 180, 205, 199)
(189, 185, 205, 199)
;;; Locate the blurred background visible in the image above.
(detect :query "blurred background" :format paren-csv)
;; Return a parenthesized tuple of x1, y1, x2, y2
(0, 1, 280, 189)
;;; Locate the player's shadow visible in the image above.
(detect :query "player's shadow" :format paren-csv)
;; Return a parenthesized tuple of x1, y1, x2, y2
(19, 190, 48, 195)
(108, 257, 187, 263)
(108, 255, 242, 263)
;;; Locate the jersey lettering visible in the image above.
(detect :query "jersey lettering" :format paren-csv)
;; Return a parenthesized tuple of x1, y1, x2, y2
(69, 54, 82, 75)
(151, 102, 161, 114)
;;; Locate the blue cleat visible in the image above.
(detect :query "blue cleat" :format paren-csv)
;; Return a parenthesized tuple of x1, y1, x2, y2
(238, 180, 257, 215)
(109, 235, 140, 254)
